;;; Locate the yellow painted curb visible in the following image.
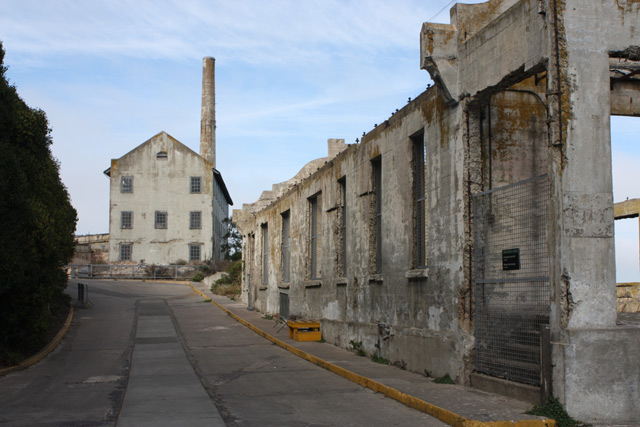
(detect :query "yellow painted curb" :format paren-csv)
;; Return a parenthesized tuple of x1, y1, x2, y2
(187, 283, 555, 427)
(0, 304, 74, 377)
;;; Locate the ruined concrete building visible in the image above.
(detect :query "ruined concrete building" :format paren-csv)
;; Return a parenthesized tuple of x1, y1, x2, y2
(105, 57, 233, 265)
(234, 1, 640, 424)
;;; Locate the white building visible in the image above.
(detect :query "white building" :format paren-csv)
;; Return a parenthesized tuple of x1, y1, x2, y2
(104, 57, 232, 265)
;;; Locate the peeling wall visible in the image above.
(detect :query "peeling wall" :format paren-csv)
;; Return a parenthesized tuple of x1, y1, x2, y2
(236, 88, 474, 381)
(107, 131, 218, 265)
(236, 0, 640, 424)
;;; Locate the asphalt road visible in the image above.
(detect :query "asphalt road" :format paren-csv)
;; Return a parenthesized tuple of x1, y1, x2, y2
(0, 280, 445, 426)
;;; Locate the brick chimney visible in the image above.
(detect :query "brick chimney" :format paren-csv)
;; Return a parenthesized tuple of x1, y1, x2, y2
(200, 57, 216, 167)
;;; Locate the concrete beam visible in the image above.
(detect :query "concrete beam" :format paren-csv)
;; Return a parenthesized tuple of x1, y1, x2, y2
(614, 198, 640, 219)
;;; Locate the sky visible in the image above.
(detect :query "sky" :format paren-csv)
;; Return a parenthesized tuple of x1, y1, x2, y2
(1, 0, 638, 280)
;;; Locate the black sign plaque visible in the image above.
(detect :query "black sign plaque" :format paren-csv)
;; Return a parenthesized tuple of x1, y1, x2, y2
(502, 248, 521, 271)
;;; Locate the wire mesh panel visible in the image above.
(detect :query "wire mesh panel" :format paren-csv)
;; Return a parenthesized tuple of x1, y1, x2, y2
(279, 292, 290, 320)
(474, 174, 551, 386)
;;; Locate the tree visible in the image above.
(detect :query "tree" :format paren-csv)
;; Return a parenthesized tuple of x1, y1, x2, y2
(220, 217, 242, 261)
(0, 41, 77, 356)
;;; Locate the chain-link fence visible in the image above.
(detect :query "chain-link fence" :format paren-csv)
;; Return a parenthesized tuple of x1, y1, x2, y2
(67, 264, 201, 280)
(473, 174, 551, 385)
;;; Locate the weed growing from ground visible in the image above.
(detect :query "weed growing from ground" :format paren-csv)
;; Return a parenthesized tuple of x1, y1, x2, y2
(526, 397, 586, 427)
(434, 373, 454, 384)
(370, 355, 390, 365)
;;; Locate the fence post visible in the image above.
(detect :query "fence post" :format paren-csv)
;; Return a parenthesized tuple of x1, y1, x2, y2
(540, 325, 552, 402)
(247, 274, 253, 311)
(89, 264, 93, 278)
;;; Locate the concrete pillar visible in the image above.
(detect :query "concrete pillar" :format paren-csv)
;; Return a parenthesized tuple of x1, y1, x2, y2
(200, 57, 216, 167)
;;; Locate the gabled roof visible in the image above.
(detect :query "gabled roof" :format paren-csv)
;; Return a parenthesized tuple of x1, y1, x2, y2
(104, 131, 208, 177)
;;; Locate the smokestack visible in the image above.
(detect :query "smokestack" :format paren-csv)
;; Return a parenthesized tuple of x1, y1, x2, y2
(200, 57, 216, 167)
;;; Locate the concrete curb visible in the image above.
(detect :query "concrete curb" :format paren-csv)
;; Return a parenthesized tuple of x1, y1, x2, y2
(0, 304, 74, 377)
(187, 283, 554, 427)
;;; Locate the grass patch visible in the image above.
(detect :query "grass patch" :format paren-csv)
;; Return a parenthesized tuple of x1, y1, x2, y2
(263, 314, 273, 320)
(200, 298, 212, 303)
(526, 397, 587, 427)
(434, 373, 454, 384)
(210, 259, 242, 298)
(371, 355, 390, 365)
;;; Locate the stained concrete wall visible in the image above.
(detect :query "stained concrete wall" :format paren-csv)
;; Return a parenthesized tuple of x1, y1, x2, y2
(421, 0, 640, 423)
(237, 0, 639, 424)
(236, 88, 476, 382)
(72, 233, 109, 264)
(107, 132, 216, 265)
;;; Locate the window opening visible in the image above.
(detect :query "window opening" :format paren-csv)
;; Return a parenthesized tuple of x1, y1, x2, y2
(190, 211, 202, 229)
(189, 244, 201, 262)
(281, 211, 291, 283)
(372, 157, 382, 274)
(412, 133, 427, 268)
(612, 116, 640, 283)
(190, 176, 202, 193)
(262, 223, 269, 285)
(121, 176, 133, 193)
(309, 192, 322, 279)
(156, 151, 168, 159)
(121, 211, 133, 229)
(120, 243, 132, 261)
(155, 211, 168, 229)
(338, 177, 347, 276)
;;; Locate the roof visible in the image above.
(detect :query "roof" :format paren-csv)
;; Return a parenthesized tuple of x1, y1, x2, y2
(213, 168, 233, 206)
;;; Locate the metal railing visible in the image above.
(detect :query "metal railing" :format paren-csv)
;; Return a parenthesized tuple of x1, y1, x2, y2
(67, 264, 201, 280)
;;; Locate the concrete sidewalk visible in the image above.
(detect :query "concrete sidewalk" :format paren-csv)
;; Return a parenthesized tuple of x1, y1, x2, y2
(188, 282, 554, 427)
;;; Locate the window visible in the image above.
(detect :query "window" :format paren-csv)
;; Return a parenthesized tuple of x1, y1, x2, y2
(155, 211, 168, 229)
(189, 244, 201, 261)
(121, 211, 133, 229)
(281, 211, 291, 283)
(262, 223, 269, 285)
(309, 192, 322, 279)
(156, 151, 168, 159)
(412, 133, 427, 268)
(190, 176, 201, 193)
(119, 243, 132, 261)
(121, 176, 133, 193)
(190, 211, 202, 229)
(372, 156, 382, 274)
(338, 177, 347, 276)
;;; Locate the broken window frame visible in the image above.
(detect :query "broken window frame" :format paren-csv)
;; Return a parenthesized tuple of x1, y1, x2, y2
(121, 211, 133, 229)
(189, 211, 202, 229)
(121, 176, 133, 193)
